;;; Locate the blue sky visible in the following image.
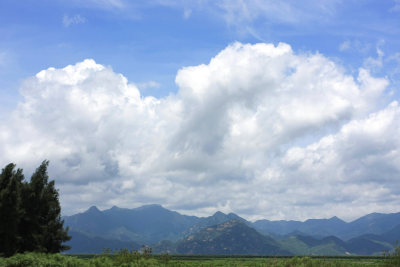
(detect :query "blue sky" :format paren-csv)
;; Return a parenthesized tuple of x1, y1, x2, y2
(1, 0, 400, 221)
(2, 0, 399, 105)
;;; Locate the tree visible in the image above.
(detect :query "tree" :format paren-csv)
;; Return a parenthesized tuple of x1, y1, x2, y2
(0, 164, 24, 257)
(0, 161, 70, 256)
(39, 169, 71, 252)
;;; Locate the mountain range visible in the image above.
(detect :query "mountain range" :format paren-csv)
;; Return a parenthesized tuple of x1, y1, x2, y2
(63, 205, 400, 255)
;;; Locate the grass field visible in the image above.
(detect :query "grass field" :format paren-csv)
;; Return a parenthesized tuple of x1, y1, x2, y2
(1, 253, 398, 267)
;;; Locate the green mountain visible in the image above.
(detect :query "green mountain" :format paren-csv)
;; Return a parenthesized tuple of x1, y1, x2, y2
(183, 211, 250, 236)
(64, 205, 249, 247)
(254, 212, 400, 241)
(280, 232, 396, 256)
(280, 235, 348, 256)
(63, 205, 400, 255)
(64, 204, 200, 244)
(346, 234, 392, 256)
(381, 224, 400, 244)
(253, 220, 302, 236)
(65, 206, 115, 237)
(254, 216, 348, 238)
(175, 220, 290, 255)
(342, 212, 400, 239)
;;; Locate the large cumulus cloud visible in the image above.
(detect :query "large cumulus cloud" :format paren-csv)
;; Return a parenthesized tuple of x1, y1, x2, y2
(0, 42, 397, 221)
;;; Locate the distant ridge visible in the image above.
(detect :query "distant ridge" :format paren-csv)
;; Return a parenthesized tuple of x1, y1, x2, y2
(253, 212, 400, 240)
(65, 204, 200, 244)
(63, 205, 400, 255)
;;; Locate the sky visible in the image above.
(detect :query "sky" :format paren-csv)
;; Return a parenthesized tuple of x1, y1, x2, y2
(1, 0, 400, 222)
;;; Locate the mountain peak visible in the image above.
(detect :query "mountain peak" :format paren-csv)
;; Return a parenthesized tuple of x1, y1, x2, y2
(213, 211, 226, 217)
(329, 216, 344, 222)
(86, 206, 101, 213)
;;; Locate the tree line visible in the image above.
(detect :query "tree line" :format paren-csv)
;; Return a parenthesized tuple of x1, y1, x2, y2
(0, 161, 70, 257)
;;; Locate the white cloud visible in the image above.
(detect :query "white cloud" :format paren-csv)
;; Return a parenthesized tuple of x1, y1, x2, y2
(281, 101, 400, 219)
(0, 42, 396, 221)
(63, 14, 86, 27)
(338, 40, 372, 54)
(136, 81, 161, 90)
(364, 41, 385, 71)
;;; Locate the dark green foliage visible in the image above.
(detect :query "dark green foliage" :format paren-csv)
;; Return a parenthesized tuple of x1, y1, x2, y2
(0, 161, 70, 257)
(383, 243, 400, 267)
(157, 253, 171, 265)
(114, 248, 142, 265)
(0, 164, 24, 257)
(0, 253, 388, 267)
(20, 161, 70, 252)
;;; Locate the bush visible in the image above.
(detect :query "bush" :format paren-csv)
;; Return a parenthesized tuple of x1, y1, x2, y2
(384, 243, 400, 267)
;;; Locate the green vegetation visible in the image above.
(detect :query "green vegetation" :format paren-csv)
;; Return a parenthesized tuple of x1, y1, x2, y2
(1, 242, 400, 266)
(0, 252, 397, 267)
(383, 242, 400, 267)
(0, 161, 70, 257)
(2, 245, 400, 267)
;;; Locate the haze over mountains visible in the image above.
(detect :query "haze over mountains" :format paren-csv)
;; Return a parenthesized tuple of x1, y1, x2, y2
(63, 205, 400, 255)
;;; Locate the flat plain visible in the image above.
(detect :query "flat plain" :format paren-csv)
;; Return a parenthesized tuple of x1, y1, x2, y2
(1, 253, 396, 267)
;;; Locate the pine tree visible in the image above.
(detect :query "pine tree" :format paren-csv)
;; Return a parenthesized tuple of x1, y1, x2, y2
(39, 167, 71, 252)
(0, 163, 15, 190)
(42, 179, 71, 252)
(20, 160, 71, 252)
(19, 163, 44, 252)
(0, 164, 24, 257)
(0, 161, 70, 256)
